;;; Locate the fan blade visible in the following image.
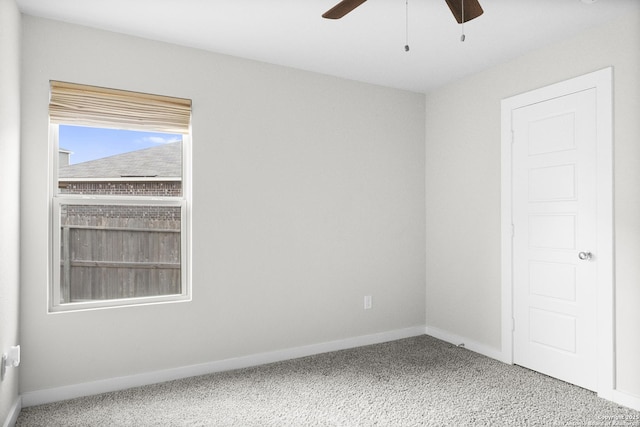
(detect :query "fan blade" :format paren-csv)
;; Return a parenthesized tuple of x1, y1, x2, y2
(322, 0, 367, 19)
(445, 0, 483, 23)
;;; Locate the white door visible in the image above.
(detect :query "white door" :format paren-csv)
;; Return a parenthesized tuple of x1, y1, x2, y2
(511, 88, 598, 391)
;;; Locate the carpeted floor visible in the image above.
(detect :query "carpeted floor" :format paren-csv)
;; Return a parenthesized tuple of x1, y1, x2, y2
(16, 335, 640, 426)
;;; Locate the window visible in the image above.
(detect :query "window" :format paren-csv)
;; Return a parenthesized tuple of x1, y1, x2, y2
(49, 81, 192, 312)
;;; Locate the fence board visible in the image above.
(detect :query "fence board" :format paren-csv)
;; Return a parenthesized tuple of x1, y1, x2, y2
(60, 211, 181, 302)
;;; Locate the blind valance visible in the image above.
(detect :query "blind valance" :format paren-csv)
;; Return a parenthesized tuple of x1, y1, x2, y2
(49, 81, 192, 134)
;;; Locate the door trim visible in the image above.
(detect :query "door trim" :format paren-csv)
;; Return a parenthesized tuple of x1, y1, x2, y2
(500, 68, 614, 399)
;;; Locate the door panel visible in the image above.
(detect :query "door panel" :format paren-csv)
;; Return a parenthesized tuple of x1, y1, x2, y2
(528, 164, 576, 201)
(529, 261, 576, 301)
(529, 308, 576, 353)
(527, 112, 576, 155)
(528, 214, 576, 249)
(512, 88, 598, 391)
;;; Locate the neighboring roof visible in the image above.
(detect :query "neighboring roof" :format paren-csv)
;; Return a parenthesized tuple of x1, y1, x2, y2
(59, 142, 181, 179)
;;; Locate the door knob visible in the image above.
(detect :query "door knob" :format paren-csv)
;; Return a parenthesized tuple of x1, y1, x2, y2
(578, 251, 592, 260)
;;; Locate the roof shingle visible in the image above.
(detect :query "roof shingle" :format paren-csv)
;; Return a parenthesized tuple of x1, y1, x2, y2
(59, 142, 181, 179)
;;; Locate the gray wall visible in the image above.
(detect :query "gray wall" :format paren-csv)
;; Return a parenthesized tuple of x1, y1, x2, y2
(425, 11, 640, 397)
(0, 0, 21, 423)
(20, 16, 426, 393)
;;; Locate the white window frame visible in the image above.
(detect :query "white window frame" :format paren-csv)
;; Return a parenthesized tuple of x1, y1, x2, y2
(49, 123, 192, 312)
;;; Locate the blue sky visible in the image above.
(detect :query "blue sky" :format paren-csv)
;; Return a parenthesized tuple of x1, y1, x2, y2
(59, 125, 181, 165)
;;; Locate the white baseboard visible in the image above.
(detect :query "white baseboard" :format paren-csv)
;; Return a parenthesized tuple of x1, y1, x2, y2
(21, 325, 426, 408)
(425, 325, 504, 362)
(612, 389, 640, 412)
(18, 326, 640, 413)
(2, 396, 21, 427)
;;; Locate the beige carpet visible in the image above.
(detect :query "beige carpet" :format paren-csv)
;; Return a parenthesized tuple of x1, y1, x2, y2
(16, 335, 640, 426)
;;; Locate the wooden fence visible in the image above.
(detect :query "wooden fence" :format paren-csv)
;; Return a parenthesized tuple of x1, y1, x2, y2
(60, 215, 181, 303)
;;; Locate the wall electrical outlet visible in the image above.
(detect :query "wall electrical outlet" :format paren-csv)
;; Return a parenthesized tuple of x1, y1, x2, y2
(1, 345, 20, 381)
(0, 355, 6, 381)
(364, 295, 372, 310)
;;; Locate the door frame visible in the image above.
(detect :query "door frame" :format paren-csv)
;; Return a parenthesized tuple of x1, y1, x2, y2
(500, 68, 614, 399)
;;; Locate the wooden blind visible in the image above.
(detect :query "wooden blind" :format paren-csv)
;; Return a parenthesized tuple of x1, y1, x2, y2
(49, 81, 192, 134)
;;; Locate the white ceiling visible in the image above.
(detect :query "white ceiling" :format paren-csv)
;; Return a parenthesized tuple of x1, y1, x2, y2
(16, 0, 639, 94)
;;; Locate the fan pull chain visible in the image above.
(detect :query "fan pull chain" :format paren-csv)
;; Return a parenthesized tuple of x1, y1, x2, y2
(460, 0, 466, 41)
(404, 0, 410, 51)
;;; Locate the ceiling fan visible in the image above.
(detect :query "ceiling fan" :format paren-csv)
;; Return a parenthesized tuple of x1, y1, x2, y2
(322, 0, 483, 23)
